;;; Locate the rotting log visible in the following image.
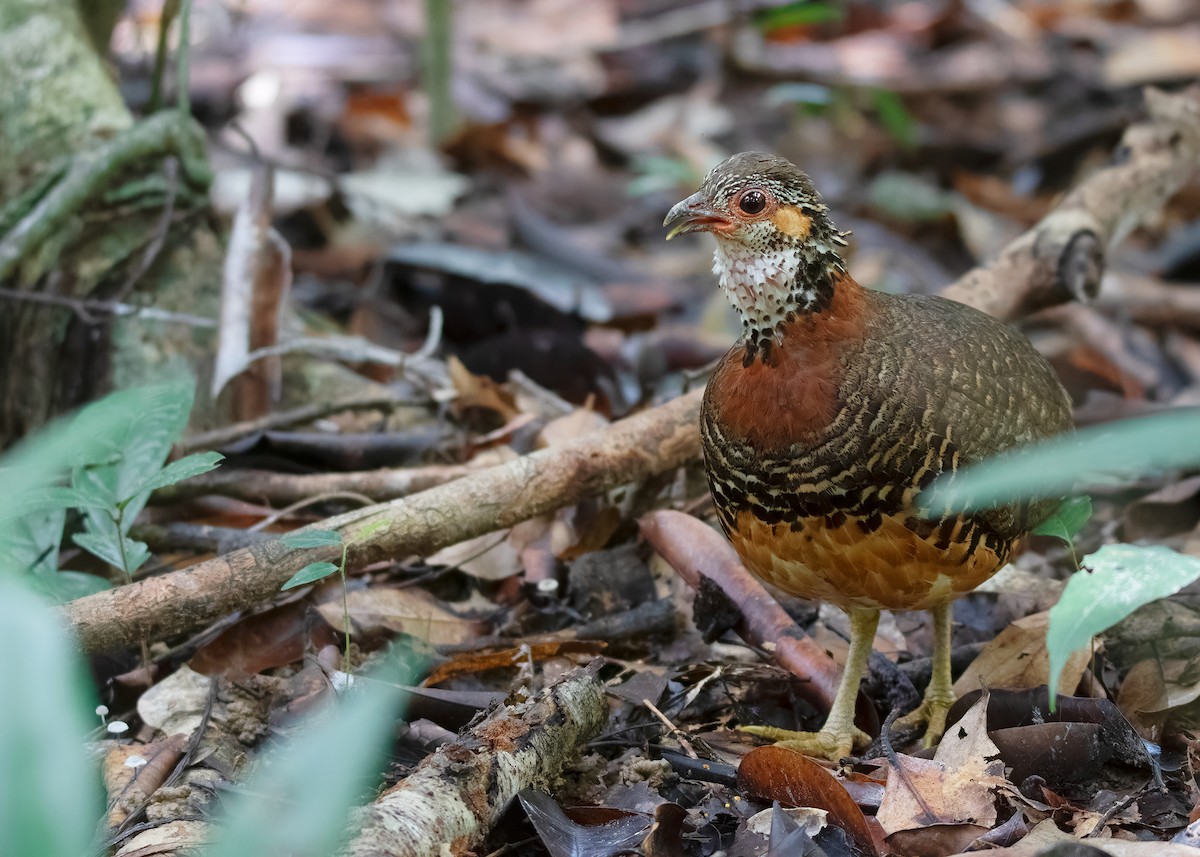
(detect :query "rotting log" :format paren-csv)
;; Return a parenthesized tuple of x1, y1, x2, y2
(341, 661, 606, 857)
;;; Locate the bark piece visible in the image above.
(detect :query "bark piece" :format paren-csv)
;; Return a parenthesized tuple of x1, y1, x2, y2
(341, 661, 606, 857)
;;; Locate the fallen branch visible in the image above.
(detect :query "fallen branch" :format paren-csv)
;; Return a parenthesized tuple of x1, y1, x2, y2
(341, 661, 606, 857)
(940, 85, 1200, 321)
(639, 510, 841, 714)
(153, 462, 483, 505)
(174, 394, 409, 454)
(64, 391, 702, 652)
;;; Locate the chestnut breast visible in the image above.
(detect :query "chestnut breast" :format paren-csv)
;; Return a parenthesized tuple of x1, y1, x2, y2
(700, 283, 1074, 608)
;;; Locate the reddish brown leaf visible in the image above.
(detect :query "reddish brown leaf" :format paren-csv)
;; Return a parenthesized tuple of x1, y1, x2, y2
(737, 745, 879, 857)
(190, 602, 335, 680)
(422, 641, 606, 687)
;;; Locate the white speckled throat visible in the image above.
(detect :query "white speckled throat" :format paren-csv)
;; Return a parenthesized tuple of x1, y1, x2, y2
(712, 236, 842, 352)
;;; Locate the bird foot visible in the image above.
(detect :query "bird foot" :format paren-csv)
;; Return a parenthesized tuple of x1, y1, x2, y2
(891, 693, 955, 749)
(739, 721, 870, 762)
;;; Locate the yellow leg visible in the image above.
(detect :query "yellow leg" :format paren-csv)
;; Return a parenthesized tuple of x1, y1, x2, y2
(894, 602, 956, 748)
(741, 608, 880, 761)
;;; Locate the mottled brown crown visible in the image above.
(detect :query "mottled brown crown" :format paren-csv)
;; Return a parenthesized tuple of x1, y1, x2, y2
(664, 153, 851, 353)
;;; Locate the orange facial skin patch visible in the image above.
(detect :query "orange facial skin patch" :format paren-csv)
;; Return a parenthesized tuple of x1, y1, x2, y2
(770, 205, 812, 240)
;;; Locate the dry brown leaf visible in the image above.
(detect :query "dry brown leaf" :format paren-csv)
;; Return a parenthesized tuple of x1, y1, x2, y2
(319, 586, 486, 645)
(953, 611, 1089, 698)
(877, 694, 1004, 840)
(448, 356, 522, 423)
(1117, 657, 1170, 740)
(104, 734, 188, 827)
(427, 529, 523, 581)
(189, 602, 336, 680)
(538, 406, 608, 448)
(1104, 27, 1200, 87)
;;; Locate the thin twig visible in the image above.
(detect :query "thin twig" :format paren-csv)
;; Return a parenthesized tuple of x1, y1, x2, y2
(0, 287, 216, 327)
(248, 491, 376, 533)
(880, 706, 938, 826)
(643, 697, 699, 760)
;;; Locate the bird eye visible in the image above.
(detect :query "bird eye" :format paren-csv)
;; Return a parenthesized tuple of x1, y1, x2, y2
(736, 189, 768, 215)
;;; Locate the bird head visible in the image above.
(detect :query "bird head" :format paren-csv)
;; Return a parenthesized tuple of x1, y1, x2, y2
(664, 152, 848, 338)
(663, 151, 832, 251)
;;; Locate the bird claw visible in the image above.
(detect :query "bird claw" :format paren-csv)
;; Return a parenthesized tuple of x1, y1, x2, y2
(739, 722, 870, 762)
(891, 694, 955, 749)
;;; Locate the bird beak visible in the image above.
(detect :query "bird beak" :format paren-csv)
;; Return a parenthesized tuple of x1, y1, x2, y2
(663, 192, 732, 240)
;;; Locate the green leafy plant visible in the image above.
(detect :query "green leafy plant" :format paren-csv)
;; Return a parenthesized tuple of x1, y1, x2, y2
(0, 378, 222, 601)
(1047, 544, 1200, 709)
(281, 520, 388, 667)
(0, 577, 103, 857)
(0, 381, 409, 857)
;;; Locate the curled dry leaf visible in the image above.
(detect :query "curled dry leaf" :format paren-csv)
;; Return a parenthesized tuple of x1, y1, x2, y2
(421, 640, 606, 687)
(947, 687, 1152, 791)
(518, 789, 652, 857)
(736, 745, 879, 857)
(104, 733, 188, 827)
(953, 611, 1090, 699)
(1116, 658, 1170, 741)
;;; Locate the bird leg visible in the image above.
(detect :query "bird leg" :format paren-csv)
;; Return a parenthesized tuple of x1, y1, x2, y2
(741, 608, 879, 761)
(893, 601, 956, 748)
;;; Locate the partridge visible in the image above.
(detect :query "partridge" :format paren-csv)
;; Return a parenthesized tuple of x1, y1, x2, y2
(664, 152, 1073, 760)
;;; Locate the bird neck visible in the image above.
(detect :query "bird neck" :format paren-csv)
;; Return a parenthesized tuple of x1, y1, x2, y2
(713, 233, 848, 365)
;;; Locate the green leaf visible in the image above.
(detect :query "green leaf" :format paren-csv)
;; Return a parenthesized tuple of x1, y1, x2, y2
(128, 451, 224, 498)
(282, 562, 340, 590)
(1032, 496, 1093, 543)
(925, 408, 1200, 513)
(1047, 544, 1200, 709)
(0, 577, 102, 856)
(206, 651, 414, 857)
(754, 2, 842, 31)
(0, 508, 66, 581)
(0, 391, 149, 549)
(871, 89, 916, 149)
(35, 571, 112, 602)
(281, 529, 344, 549)
(0, 487, 106, 524)
(72, 531, 150, 576)
(69, 377, 197, 530)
